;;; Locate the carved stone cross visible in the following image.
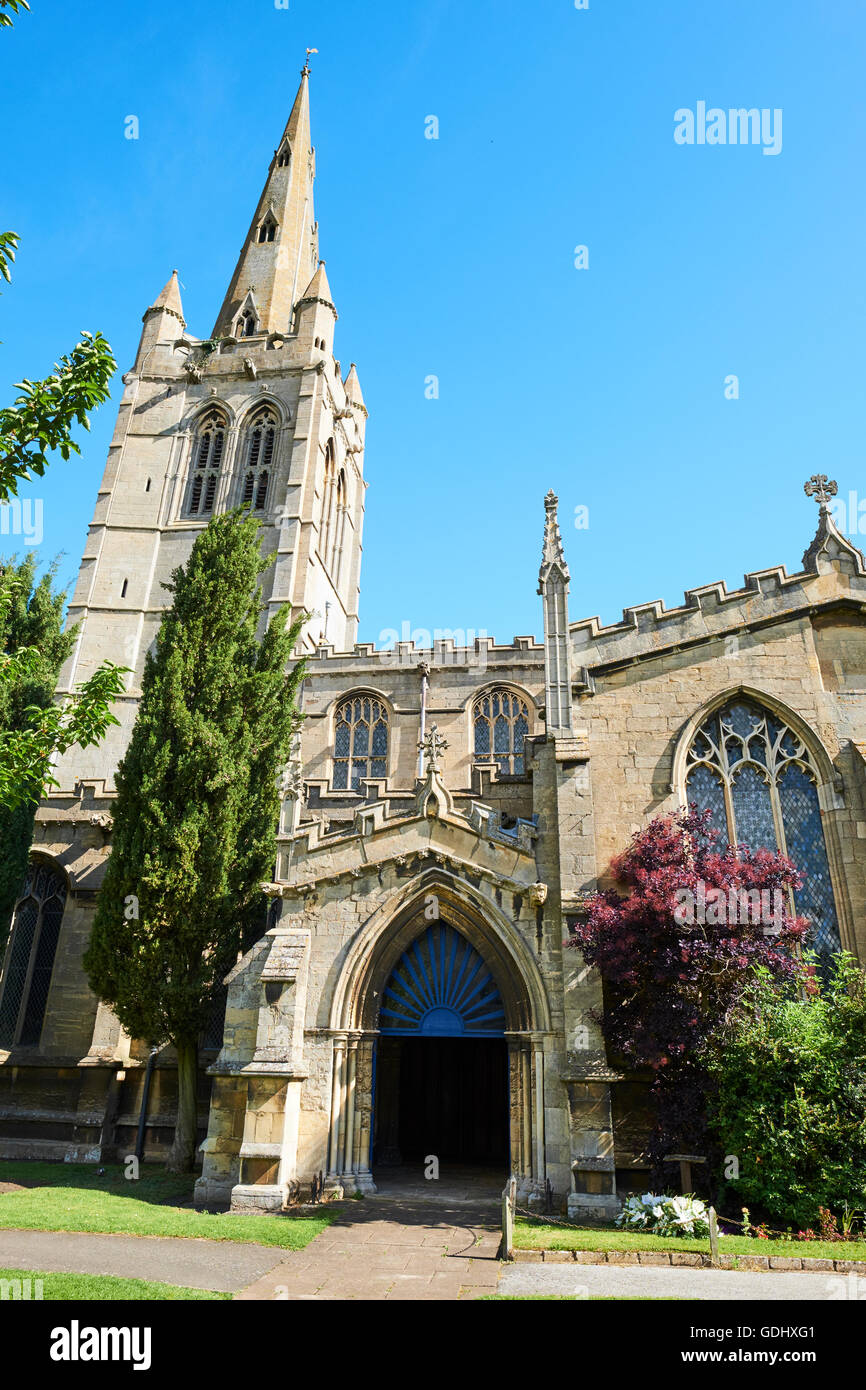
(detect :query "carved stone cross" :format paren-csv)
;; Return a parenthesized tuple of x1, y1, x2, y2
(418, 723, 448, 775)
(804, 474, 838, 509)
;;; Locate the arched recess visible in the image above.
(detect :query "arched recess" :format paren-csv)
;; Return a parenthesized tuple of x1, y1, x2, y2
(234, 393, 290, 432)
(332, 872, 549, 1034)
(0, 857, 70, 1048)
(323, 870, 551, 1192)
(671, 685, 852, 957)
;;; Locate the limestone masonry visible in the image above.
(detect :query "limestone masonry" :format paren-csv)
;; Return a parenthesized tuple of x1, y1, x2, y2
(1, 71, 864, 1217)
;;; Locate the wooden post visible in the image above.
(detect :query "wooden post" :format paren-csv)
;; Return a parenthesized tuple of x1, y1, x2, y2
(664, 1153, 705, 1195)
(500, 1176, 516, 1260)
(708, 1205, 720, 1266)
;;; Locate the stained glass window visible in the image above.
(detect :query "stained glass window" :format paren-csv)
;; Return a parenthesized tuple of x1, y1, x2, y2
(473, 689, 531, 775)
(685, 697, 841, 964)
(333, 696, 389, 790)
(0, 861, 68, 1047)
(185, 409, 227, 517)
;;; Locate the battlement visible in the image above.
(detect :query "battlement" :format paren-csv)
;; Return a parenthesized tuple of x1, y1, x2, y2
(306, 634, 544, 671)
(569, 513, 866, 672)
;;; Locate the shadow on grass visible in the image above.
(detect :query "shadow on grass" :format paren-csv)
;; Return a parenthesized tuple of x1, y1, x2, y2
(0, 1161, 197, 1208)
(0, 1161, 334, 1248)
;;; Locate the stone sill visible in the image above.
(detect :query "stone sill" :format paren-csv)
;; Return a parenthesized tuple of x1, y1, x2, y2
(511, 1249, 865, 1272)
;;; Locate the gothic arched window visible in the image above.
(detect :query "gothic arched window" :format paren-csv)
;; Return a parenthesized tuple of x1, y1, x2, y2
(685, 697, 841, 962)
(258, 215, 277, 244)
(185, 409, 227, 516)
(333, 696, 389, 790)
(0, 862, 68, 1047)
(240, 311, 257, 338)
(241, 408, 276, 511)
(277, 145, 291, 169)
(473, 689, 530, 775)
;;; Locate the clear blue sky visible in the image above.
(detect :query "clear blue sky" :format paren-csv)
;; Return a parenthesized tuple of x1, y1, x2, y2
(2, 0, 864, 646)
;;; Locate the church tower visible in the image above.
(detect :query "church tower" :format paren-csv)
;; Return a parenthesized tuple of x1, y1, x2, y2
(53, 66, 367, 792)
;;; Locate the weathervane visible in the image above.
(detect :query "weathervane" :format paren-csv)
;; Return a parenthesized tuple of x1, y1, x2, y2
(804, 474, 838, 510)
(418, 723, 448, 775)
(303, 47, 319, 74)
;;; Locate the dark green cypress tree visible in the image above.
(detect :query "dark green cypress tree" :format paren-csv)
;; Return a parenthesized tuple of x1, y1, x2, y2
(84, 512, 305, 1172)
(0, 555, 75, 951)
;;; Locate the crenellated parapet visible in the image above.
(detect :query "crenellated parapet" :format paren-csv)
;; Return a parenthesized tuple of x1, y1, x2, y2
(569, 509, 866, 676)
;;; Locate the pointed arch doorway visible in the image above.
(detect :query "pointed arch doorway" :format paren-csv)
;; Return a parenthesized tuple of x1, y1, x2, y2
(325, 876, 551, 1199)
(372, 922, 509, 1185)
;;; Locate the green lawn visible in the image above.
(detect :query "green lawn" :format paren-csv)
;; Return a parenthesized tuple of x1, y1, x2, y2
(514, 1217, 866, 1263)
(0, 1267, 229, 1300)
(0, 1162, 332, 1249)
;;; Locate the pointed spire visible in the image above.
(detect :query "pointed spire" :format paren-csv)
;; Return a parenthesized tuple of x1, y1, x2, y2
(145, 269, 185, 326)
(344, 363, 366, 413)
(538, 489, 570, 591)
(298, 259, 335, 310)
(212, 68, 319, 338)
(537, 491, 574, 735)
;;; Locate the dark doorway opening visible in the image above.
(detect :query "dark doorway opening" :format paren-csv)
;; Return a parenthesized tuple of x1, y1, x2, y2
(374, 1036, 508, 1168)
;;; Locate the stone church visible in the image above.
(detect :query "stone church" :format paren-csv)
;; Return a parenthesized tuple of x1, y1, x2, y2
(1, 70, 864, 1217)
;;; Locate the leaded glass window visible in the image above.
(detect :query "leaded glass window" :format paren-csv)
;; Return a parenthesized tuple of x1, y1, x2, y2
(240, 409, 276, 511)
(473, 689, 530, 775)
(685, 698, 841, 962)
(333, 696, 389, 790)
(185, 409, 226, 516)
(0, 861, 68, 1047)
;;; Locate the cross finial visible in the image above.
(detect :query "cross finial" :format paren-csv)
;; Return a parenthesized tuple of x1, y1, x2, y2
(418, 723, 448, 775)
(804, 474, 838, 510)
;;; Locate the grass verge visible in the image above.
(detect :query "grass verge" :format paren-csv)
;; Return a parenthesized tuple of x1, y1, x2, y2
(0, 1162, 332, 1250)
(0, 1267, 229, 1300)
(514, 1217, 866, 1263)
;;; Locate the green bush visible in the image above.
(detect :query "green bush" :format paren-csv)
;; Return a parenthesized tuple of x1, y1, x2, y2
(709, 954, 866, 1229)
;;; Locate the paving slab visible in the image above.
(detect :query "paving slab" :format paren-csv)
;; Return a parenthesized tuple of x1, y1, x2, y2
(236, 1198, 501, 1301)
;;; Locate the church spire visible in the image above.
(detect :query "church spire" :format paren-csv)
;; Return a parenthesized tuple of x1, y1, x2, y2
(212, 67, 319, 339)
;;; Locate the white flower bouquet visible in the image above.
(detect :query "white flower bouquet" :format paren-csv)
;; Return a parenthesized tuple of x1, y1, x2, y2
(616, 1192, 711, 1238)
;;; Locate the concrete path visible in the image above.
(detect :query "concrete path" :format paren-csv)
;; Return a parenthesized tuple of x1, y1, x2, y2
(236, 1200, 502, 1301)
(0, 1228, 286, 1294)
(497, 1262, 851, 1301)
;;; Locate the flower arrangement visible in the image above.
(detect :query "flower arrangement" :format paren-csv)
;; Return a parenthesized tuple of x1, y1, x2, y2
(616, 1192, 712, 1238)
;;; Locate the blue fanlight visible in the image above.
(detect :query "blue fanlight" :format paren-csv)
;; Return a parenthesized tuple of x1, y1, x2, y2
(379, 924, 505, 1037)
